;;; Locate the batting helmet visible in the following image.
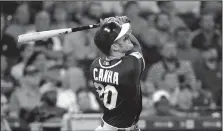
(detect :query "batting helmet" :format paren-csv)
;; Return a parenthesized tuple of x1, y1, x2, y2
(94, 21, 131, 55)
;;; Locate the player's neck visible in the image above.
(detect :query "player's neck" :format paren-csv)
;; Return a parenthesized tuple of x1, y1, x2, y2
(106, 52, 125, 61)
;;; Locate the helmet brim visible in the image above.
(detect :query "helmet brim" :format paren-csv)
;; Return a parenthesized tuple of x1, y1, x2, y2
(114, 23, 131, 41)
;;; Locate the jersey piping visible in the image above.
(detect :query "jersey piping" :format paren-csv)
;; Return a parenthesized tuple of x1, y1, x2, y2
(99, 58, 122, 69)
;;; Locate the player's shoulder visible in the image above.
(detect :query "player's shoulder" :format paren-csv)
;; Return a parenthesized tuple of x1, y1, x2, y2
(123, 51, 145, 69)
(129, 52, 143, 59)
(124, 51, 144, 63)
(91, 57, 101, 68)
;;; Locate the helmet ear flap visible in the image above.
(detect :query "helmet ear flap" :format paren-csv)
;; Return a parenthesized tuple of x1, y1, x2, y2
(111, 43, 119, 51)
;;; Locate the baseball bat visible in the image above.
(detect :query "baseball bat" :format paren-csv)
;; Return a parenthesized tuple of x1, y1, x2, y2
(18, 24, 100, 43)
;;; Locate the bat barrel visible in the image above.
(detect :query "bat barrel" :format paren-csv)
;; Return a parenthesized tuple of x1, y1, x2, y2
(18, 28, 72, 43)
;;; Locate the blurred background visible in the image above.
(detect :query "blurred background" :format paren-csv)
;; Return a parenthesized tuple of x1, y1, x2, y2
(0, 1, 222, 131)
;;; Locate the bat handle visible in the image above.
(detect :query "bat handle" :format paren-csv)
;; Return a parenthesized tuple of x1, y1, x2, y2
(71, 24, 100, 32)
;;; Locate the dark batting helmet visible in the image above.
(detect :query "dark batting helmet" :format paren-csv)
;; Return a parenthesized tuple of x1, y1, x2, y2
(94, 21, 131, 56)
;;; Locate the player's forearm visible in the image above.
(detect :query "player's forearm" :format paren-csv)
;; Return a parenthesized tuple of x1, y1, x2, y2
(130, 34, 142, 53)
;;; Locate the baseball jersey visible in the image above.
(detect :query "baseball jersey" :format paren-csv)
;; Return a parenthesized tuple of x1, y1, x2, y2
(90, 47, 145, 128)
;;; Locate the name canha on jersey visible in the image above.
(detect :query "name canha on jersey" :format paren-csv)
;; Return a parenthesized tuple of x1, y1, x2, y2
(90, 51, 145, 128)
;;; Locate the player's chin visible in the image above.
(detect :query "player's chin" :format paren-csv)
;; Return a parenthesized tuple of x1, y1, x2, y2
(128, 44, 134, 50)
(122, 44, 133, 53)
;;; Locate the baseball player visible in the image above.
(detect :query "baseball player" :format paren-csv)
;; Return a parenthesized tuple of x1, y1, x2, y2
(90, 16, 145, 131)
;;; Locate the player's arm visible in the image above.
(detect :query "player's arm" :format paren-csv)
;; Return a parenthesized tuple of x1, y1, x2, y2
(129, 51, 145, 72)
(124, 55, 144, 97)
(126, 32, 145, 71)
(115, 16, 142, 54)
(129, 34, 142, 54)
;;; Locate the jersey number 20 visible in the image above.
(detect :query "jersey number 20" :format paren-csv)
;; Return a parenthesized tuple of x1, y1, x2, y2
(93, 82, 118, 110)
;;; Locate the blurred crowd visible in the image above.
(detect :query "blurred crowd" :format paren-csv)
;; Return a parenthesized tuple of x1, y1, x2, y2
(0, 1, 222, 131)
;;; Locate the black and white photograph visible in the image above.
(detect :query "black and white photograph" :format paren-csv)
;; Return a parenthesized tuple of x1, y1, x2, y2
(0, 1, 222, 131)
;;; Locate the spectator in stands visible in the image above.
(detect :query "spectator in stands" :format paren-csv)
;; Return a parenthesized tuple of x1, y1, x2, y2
(42, 64, 64, 88)
(1, 94, 11, 131)
(9, 62, 41, 120)
(140, 11, 156, 27)
(26, 51, 49, 74)
(145, 43, 197, 92)
(76, 88, 101, 113)
(51, 3, 68, 29)
(156, 72, 196, 112)
(28, 1, 44, 24)
(149, 12, 173, 47)
(64, 2, 100, 82)
(153, 90, 173, 116)
(193, 47, 222, 106)
(50, 3, 76, 42)
(140, 12, 174, 80)
(27, 85, 66, 123)
(51, 2, 74, 29)
(63, 53, 87, 93)
(55, 53, 86, 113)
(62, 27, 88, 63)
(81, 2, 102, 24)
(100, 1, 123, 16)
(1, 13, 20, 67)
(200, 1, 222, 32)
(174, 84, 194, 111)
(123, 1, 153, 73)
(34, 10, 51, 32)
(140, 82, 156, 116)
(1, 55, 18, 99)
(32, 61, 78, 115)
(159, 72, 180, 99)
(152, 90, 188, 117)
(84, 30, 101, 82)
(64, 1, 83, 24)
(2, 93, 30, 131)
(190, 12, 222, 61)
(5, 3, 31, 47)
(57, 76, 79, 113)
(156, 1, 186, 33)
(123, 1, 150, 41)
(62, 2, 99, 69)
(141, 95, 156, 117)
(11, 44, 34, 82)
(26, 51, 58, 89)
(192, 81, 216, 110)
(174, 26, 200, 63)
(34, 10, 63, 60)
(200, 1, 222, 17)
(143, 12, 177, 80)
